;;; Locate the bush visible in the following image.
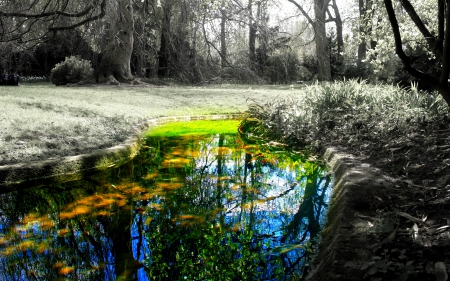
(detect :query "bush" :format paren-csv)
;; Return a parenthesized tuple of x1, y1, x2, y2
(302, 55, 318, 79)
(50, 56, 93, 85)
(264, 51, 301, 84)
(242, 80, 448, 149)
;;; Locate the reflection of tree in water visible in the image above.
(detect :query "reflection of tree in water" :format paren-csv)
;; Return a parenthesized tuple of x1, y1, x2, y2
(136, 134, 332, 280)
(0, 178, 142, 281)
(0, 182, 115, 280)
(0, 133, 332, 281)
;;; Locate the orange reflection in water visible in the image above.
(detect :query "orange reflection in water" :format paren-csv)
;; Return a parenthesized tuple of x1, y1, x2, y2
(161, 157, 191, 168)
(156, 182, 184, 191)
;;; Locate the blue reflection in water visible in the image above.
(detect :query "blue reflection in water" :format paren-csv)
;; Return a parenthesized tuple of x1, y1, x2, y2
(0, 133, 332, 281)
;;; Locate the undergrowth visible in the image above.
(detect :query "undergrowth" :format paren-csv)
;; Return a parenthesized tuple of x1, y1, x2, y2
(242, 80, 449, 151)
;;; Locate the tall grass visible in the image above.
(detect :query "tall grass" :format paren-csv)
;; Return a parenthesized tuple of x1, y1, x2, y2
(243, 80, 449, 149)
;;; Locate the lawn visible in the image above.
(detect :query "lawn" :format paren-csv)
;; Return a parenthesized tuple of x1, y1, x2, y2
(0, 82, 295, 165)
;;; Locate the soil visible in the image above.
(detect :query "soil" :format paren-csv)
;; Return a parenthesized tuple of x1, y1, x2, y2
(317, 125, 450, 280)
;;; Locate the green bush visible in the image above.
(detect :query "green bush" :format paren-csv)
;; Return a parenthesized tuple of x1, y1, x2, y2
(50, 56, 93, 85)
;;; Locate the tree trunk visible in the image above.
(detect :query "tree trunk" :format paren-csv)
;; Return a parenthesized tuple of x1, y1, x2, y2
(158, 2, 172, 77)
(383, 0, 450, 106)
(357, 0, 367, 68)
(314, 0, 331, 81)
(330, 0, 343, 55)
(93, 0, 134, 84)
(248, 0, 257, 64)
(287, 0, 331, 81)
(220, 0, 227, 68)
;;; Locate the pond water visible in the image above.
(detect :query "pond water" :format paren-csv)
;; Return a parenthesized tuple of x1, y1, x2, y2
(0, 132, 332, 281)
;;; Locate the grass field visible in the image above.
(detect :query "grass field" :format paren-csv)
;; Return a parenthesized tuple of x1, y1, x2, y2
(0, 82, 295, 165)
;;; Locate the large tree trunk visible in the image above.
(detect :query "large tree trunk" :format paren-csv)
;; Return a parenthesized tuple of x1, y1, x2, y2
(287, 0, 331, 81)
(94, 0, 134, 84)
(314, 0, 331, 81)
(158, 2, 172, 77)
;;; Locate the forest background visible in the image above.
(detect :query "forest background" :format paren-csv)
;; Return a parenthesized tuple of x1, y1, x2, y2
(0, 0, 446, 93)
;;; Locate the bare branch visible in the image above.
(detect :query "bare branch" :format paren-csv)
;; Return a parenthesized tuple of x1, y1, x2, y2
(0, 3, 95, 19)
(49, 0, 107, 31)
(287, 0, 315, 27)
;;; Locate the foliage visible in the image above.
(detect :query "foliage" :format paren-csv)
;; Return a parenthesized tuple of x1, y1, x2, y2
(328, 32, 344, 80)
(264, 50, 301, 84)
(356, 0, 442, 83)
(362, 247, 416, 281)
(302, 55, 319, 79)
(50, 56, 93, 86)
(241, 80, 449, 151)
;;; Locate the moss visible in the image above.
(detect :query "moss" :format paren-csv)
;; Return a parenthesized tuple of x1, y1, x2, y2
(143, 120, 241, 137)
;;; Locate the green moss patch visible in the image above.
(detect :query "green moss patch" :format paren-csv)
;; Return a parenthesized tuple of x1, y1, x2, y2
(144, 120, 241, 137)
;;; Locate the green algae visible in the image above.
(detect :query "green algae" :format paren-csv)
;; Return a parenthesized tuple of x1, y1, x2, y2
(144, 120, 241, 137)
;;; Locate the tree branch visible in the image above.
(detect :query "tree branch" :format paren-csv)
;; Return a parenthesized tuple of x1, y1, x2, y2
(439, 0, 450, 85)
(49, 0, 107, 31)
(383, 0, 438, 83)
(287, 0, 315, 27)
(399, 0, 443, 60)
(438, 0, 445, 42)
(0, 3, 96, 19)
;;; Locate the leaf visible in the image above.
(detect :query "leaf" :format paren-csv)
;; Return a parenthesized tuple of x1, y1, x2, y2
(361, 262, 371, 270)
(382, 228, 397, 244)
(435, 262, 448, 281)
(436, 225, 450, 231)
(412, 223, 419, 241)
(396, 211, 426, 225)
(269, 244, 305, 255)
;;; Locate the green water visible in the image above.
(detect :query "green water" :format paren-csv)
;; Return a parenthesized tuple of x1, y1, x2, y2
(0, 132, 332, 281)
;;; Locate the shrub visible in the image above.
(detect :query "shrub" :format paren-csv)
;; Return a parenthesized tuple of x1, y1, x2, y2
(302, 55, 318, 79)
(264, 51, 301, 84)
(50, 56, 93, 85)
(242, 80, 448, 150)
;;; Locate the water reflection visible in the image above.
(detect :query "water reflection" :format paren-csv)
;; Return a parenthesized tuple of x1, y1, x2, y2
(0, 134, 332, 280)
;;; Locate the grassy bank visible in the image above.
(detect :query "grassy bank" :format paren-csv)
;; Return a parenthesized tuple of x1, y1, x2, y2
(0, 83, 293, 165)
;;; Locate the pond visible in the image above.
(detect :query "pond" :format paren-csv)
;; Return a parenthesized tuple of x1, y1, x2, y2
(0, 121, 332, 281)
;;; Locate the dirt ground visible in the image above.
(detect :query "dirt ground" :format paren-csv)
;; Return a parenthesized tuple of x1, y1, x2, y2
(320, 124, 450, 280)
